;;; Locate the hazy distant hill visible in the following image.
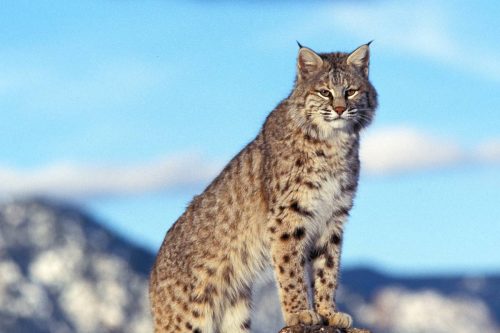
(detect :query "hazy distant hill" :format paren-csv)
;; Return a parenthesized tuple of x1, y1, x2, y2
(253, 268, 500, 333)
(0, 199, 498, 333)
(0, 198, 154, 333)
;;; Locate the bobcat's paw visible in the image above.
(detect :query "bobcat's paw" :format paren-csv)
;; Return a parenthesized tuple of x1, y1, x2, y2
(285, 310, 322, 326)
(321, 311, 353, 328)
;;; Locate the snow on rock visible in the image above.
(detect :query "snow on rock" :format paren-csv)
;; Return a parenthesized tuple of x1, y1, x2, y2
(0, 198, 154, 333)
(357, 287, 498, 333)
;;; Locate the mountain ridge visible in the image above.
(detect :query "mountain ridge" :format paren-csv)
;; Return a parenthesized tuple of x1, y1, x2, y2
(0, 197, 154, 333)
(0, 198, 498, 333)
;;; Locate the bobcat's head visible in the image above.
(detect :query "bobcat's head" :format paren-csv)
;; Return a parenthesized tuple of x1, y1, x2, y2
(290, 43, 378, 139)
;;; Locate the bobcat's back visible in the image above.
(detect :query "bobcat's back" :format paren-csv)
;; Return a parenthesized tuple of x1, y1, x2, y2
(150, 138, 269, 333)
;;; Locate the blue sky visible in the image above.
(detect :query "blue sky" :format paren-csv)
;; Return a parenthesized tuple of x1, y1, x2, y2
(1, 0, 499, 275)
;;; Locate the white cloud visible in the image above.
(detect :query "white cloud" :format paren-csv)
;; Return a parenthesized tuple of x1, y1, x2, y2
(0, 59, 170, 114)
(0, 153, 222, 199)
(360, 126, 500, 176)
(326, 1, 500, 81)
(262, 0, 500, 82)
(360, 126, 465, 175)
(0, 128, 498, 199)
(476, 138, 500, 164)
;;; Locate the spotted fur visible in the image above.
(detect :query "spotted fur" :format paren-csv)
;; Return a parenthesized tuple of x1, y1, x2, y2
(149, 43, 378, 332)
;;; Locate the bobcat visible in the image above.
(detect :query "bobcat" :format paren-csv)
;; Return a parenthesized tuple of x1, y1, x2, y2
(149, 43, 378, 333)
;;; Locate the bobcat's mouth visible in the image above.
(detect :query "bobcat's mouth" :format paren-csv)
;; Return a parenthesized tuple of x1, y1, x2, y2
(322, 115, 348, 129)
(323, 116, 343, 122)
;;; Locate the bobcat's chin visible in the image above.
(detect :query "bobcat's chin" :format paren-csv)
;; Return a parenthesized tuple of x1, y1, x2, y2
(320, 116, 357, 134)
(323, 117, 348, 129)
(308, 120, 353, 141)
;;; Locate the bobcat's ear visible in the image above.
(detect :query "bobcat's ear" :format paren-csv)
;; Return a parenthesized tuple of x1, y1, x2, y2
(297, 46, 324, 80)
(347, 42, 371, 77)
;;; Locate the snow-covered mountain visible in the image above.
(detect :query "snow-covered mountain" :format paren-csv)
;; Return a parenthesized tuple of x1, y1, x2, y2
(341, 268, 500, 333)
(0, 198, 498, 333)
(253, 269, 500, 333)
(0, 198, 154, 333)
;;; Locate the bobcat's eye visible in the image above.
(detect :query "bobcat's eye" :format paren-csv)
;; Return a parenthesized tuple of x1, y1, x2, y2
(319, 89, 331, 98)
(345, 89, 358, 98)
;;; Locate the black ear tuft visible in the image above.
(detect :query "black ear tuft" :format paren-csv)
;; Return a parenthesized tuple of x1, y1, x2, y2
(296, 40, 304, 49)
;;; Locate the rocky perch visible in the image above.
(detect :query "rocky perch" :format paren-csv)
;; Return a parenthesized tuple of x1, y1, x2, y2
(279, 325, 371, 333)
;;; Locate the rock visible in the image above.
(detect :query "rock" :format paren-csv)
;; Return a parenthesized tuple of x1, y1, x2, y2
(279, 325, 371, 333)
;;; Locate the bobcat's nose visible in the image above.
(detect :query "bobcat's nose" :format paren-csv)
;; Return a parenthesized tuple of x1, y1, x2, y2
(334, 106, 346, 115)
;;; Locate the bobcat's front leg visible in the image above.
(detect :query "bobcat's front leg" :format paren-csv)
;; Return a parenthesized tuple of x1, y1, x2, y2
(268, 201, 321, 326)
(310, 217, 352, 328)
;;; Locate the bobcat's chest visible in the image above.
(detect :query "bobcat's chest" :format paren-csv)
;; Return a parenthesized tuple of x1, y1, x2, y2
(297, 151, 355, 237)
(307, 174, 347, 232)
